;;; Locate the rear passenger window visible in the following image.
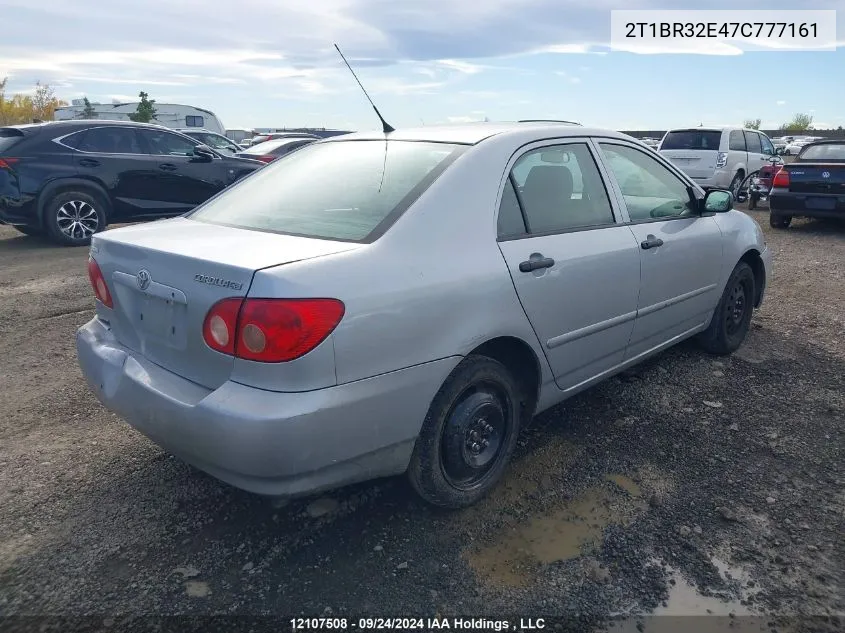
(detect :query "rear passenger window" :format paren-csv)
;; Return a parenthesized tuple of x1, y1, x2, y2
(729, 131, 746, 151)
(497, 179, 526, 239)
(744, 131, 762, 153)
(509, 143, 615, 234)
(77, 127, 143, 154)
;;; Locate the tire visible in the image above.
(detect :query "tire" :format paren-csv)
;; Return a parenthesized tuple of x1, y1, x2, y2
(769, 213, 792, 229)
(13, 225, 45, 237)
(697, 261, 756, 356)
(408, 355, 523, 508)
(729, 172, 745, 201)
(784, 149, 791, 156)
(748, 194, 757, 210)
(43, 190, 107, 246)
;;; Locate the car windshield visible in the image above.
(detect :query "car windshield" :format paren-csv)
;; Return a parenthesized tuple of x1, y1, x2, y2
(661, 130, 722, 150)
(799, 143, 845, 161)
(189, 140, 466, 242)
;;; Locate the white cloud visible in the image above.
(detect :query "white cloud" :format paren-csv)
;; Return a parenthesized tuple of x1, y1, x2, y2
(776, 100, 786, 105)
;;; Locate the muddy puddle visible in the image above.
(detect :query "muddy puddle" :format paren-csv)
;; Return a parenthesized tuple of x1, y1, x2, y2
(462, 457, 650, 587)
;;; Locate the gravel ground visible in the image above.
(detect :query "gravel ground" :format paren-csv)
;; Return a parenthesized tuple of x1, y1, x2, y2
(0, 209, 842, 633)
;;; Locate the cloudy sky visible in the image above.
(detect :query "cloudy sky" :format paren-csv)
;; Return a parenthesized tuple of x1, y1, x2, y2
(2, 0, 843, 131)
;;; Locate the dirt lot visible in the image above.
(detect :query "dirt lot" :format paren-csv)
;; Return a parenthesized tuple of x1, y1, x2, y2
(0, 209, 842, 632)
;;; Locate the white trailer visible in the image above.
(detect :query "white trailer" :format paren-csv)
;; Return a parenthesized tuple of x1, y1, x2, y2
(54, 101, 226, 135)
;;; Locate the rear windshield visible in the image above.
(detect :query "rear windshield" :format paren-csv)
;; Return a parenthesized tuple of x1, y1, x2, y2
(189, 140, 466, 242)
(0, 129, 26, 153)
(661, 130, 722, 151)
(242, 138, 309, 154)
(799, 143, 845, 161)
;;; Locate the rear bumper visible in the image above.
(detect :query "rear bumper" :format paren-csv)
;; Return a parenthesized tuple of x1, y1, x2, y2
(770, 190, 845, 218)
(690, 169, 733, 190)
(76, 317, 460, 497)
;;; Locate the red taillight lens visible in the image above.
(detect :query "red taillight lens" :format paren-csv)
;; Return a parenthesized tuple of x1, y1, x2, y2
(202, 298, 345, 362)
(772, 168, 790, 188)
(256, 155, 275, 163)
(202, 298, 243, 356)
(87, 258, 113, 308)
(0, 158, 19, 170)
(235, 298, 345, 362)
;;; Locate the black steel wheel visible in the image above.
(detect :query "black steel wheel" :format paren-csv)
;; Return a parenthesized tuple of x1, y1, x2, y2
(408, 355, 523, 508)
(698, 261, 756, 356)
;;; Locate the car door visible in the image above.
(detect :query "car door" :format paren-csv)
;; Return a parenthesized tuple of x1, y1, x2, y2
(744, 131, 768, 173)
(496, 140, 642, 392)
(69, 126, 161, 219)
(728, 129, 748, 175)
(596, 141, 723, 360)
(135, 127, 229, 215)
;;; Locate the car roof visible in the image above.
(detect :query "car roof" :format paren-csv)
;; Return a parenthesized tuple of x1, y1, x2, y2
(3, 120, 172, 132)
(324, 121, 632, 146)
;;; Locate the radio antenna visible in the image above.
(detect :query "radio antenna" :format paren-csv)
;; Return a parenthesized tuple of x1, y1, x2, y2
(334, 43, 394, 134)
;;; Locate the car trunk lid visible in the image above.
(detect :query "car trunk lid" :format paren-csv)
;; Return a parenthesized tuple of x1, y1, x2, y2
(784, 163, 845, 194)
(91, 217, 360, 389)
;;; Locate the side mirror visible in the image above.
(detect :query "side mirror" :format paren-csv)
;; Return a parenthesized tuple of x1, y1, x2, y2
(702, 189, 733, 213)
(192, 145, 215, 162)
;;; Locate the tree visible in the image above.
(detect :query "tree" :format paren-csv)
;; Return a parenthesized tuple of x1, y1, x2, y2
(743, 118, 761, 130)
(780, 112, 814, 132)
(128, 91, 157, 123)
(32, 81, 64, 121)
(79, 97, 98, 119)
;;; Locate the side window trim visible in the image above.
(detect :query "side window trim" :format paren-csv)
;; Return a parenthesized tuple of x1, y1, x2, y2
(53, 126, 144, 155)
(593, 139, 701, 226)
(495, 137, 625, 242)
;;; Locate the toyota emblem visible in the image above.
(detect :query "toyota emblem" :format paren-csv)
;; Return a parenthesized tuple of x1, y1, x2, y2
(822, 171, 830, 179)
(137, 269, 151, 291)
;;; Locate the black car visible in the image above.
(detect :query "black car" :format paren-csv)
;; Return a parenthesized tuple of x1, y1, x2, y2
(0, 120, 264, 245)
(769, 139, 845, 229)
(234, 137, 318, 163)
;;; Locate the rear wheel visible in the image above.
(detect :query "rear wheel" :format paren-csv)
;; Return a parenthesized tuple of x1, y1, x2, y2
(729, 171, 745, 202)
(408, 355, 522, 508)
(697, 261, 755, 356)
(44, 190, 107, 246)
(769, 213, 792, 229)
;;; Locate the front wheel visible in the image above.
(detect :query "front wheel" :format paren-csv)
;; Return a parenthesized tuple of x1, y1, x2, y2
(408, 355, 522, 508)
(769, 213, 792, 229)
(44, 190, 107, 246)
(697, 261, 755, 356)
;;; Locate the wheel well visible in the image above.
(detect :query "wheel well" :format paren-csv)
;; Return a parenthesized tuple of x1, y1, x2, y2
(38, 180, 111, 226)
(470, 336, 541, 422)
(740, 249, 765, 307)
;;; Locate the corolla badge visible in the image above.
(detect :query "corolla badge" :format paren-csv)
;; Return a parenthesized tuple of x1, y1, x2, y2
(822, 171, 830, 179)
(137, 269, 152, 291)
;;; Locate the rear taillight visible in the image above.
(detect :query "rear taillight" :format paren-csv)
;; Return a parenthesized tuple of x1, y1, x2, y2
(202, 298, 242, 356)
(716, 152, 728, 168)
(87, 258, 113, 308)
(772, 168, 790, 188)
(0, 158, 19, 170)
(255, 155, 275, 163)
(202, 298, 344, 363)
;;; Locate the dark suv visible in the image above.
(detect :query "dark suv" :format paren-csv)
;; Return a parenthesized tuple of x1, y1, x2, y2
(0, 120, 264, 246)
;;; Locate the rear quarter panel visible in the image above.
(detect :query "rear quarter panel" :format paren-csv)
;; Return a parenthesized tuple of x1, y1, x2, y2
(246, 138, 554, 389)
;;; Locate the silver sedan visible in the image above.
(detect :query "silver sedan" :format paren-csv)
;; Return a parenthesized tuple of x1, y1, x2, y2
(76, 122, 772, 508)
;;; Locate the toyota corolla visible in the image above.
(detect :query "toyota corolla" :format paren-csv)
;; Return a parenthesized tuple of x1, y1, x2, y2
(76, 122, 771, 508)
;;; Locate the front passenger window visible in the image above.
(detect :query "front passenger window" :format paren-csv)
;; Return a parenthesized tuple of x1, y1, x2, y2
(509, 143, 615, 234)
(138, 129, 199, 156)
(599, 143, 696, 222)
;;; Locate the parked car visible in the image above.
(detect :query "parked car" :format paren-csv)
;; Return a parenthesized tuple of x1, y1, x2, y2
(76, 122, 770, 508)
(782, 137, 821, 156)
(659, 127, 777, 196)
(769, 139, 845, 228)
(249, 132, 319, 146)
(176, 128, 244, 155)
(234, 137, 318, 163)
(0, 120, 264, 246)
